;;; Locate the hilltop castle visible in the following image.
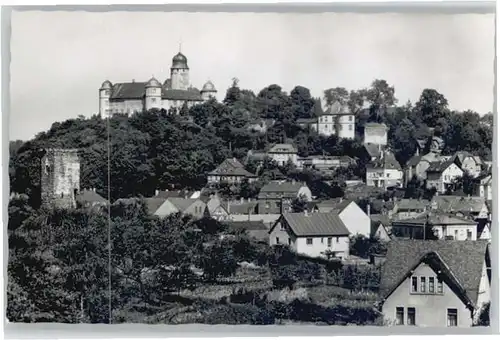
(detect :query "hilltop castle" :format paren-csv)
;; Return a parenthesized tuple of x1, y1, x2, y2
(99, 51, 217, 117)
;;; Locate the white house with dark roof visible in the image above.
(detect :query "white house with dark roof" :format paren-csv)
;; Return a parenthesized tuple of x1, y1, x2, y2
(426, 158, 464, 193)
(267, 143, 299, 166)
(207, 158, 257, 185)
(269, 212, 351, 259)
(297, 100, 355, 139)
(366, 150, 404, 189)
(313, 198, 371, 237)
(370, 214, 392, 241)
(379, 240, 491, 327)
(430, 195, 489, 220)
(99, 51, 217, 117)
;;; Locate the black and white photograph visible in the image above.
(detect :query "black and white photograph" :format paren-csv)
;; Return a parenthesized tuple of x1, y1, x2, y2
(3, 4, 495, 330)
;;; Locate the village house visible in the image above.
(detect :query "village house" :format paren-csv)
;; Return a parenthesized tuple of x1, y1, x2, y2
(257, 180, 312, 214)
(246, 118, 276, 134)
(224, 221, 269, 243)
(430, 195, 489, 220)
(297, 155, 356, 174)
(391, 212, 478, 241)
(426, 159, 464, 193)
(75, 188, 108, 209)
(297, 100, 356, 139)
(146, 197, 207, 219)
(474, 173, 492, 200)
(404, 151, 445, 185)
(393, 198, 429, 220)
(201, 194, 230, 221)
(363, 123, 388, 146)
(267, 143, 299, 166)
(379, 240, 491, 327)
(207, 158, 257, 185)
(365, 151, 404, 189)
(370, 214, 392, 241)
(312, 199, 371, 238)
(269, 211, 350, 260)
(451, 151, 484, 178)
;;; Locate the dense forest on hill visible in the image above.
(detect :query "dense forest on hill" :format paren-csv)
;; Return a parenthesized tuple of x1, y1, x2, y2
(9, 78, 492, 206)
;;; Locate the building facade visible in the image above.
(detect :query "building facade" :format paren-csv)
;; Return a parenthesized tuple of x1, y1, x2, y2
(269, 212, 351, 260)
(99, 51, 217, 117)
(363, 123, 388, 146)
(41, 148, 81, 209)
(380, 240, 491, 327)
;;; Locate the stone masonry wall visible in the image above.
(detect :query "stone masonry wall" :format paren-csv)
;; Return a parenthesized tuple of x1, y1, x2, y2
(41, 148, 81, 209)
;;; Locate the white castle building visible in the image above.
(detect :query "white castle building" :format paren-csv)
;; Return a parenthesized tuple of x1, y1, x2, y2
(297, 100, 356, 139)
(99, 51, 217, 116)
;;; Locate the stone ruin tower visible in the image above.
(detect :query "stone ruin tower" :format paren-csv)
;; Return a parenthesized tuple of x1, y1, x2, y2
(41, 148, 81, 209)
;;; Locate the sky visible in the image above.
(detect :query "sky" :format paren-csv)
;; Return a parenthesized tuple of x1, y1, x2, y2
(9, 10, 495, 141)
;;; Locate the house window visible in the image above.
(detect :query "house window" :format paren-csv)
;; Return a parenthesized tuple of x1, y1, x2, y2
(407, 308, 416, 326)
(420, 277, 426, 293)
(336, 237, 339, 243)
(467, 230, 472, 240)
(152, 97, 157, 103)
(396, 307, 404, 325)
(105, 90, 110, 95)
(429, 277, 435, 293)
(411, 276, 418, 293)
(280, 224, 286, 231)
(437, 279, 443, 294)
(349, 116, 353, 122)
(288, 238, 292, 246)
(324, 124, 328, 130)
(276, 237, 280, 244)
(339, 125, 343, 130)
(306, 238, 313, 245)
(447, 309, 458, 327)
(454, 230, 458, 239)
(327, 237, 332, 247)
(349, 124, 353, 130)
(61, 193, 64, 198)
(321, 238, 324, 244)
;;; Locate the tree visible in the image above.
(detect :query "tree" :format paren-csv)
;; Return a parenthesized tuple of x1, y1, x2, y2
(414, 89, 449, 128)
(290, 85, 315, 119)
(198, 240, 238, 282)
(405, 175, 425, 199)
(324, 87, 349, 108)
(290, 194, 308, 213)
(365, 79, 397, 122)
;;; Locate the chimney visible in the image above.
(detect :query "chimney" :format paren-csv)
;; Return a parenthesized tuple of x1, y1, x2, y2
(339, 197, 343, 203)
(367, 204, 371, 217)
(155, 189, 159, 196)
(304, 209, 308, 216)
(93, 188, 96, 193)
(240, 197, 244, 204)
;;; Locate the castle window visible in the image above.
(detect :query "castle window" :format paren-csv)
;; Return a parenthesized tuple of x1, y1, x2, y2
(105, 90, 110, 95)
(45, 164, 51, 174)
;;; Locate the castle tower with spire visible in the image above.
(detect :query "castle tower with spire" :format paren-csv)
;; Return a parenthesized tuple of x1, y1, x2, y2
(170, 44, 190, 90)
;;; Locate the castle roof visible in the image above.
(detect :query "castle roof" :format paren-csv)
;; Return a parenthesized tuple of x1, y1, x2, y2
(109, 82, 203, 101)
(201, 80, 217, 92)
(172, 52, 189, 69)
(146, 77, 161, 88)
(100, 80, 112, 90)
